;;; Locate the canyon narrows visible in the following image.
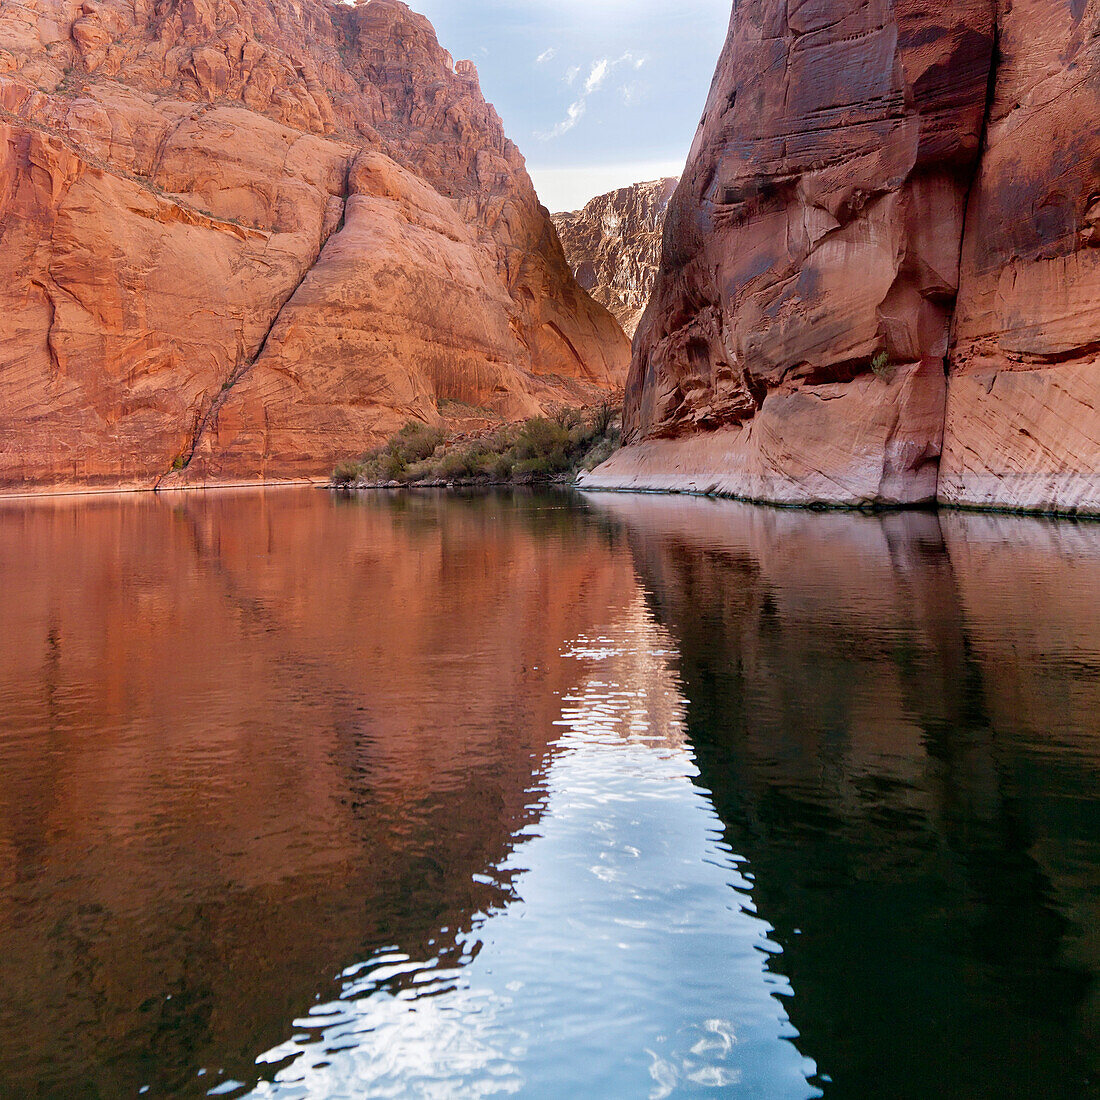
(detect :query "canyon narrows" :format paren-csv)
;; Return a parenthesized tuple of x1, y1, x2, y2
(0, 0, 629, 491)
(581, 0, 1100, 515)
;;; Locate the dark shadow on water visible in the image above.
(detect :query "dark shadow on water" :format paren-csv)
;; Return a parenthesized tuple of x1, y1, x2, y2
(585, 494, 1100, 1099)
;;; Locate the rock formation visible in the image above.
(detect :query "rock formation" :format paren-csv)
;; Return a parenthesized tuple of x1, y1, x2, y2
(582, 0, 1100, 514)
(552, 177, 677, 338)
(0, 0, 629, 491)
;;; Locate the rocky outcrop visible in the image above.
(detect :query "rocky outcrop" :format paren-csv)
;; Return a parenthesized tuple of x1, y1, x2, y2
(0, 0, 629, 491)
(552, 177, 677, 338)
(583, 0, 1100, 514)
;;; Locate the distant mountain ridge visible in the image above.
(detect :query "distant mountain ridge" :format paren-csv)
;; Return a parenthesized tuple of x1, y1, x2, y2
(552, 177, 678, 339)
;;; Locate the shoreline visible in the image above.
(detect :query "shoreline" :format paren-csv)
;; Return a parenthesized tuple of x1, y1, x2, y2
(2, 475, 1099, 523)
(574, 484, 1100, 523)
(0, 478, 326, 503)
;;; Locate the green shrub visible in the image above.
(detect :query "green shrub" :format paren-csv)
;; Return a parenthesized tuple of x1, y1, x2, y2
(437, 449, 479, 480)
(390, 422, 445, 465)
(871, 351, 892, 380)
(581, 438, 616, 471)
(514, 418, 571, 461)
(593, 397, 618, 436)
(478, 451, 515, 481)
(331, 398, 625, 488)
(552, 405, 583, 430)
(332, 461, 361, 486)
(513, 457, 554, 481)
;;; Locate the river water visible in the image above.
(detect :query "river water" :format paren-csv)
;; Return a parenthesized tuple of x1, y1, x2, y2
(0, 489, 1097, 1098)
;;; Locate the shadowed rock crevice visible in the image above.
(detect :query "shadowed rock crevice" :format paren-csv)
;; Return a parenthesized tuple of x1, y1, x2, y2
(157, 153, 359, 486)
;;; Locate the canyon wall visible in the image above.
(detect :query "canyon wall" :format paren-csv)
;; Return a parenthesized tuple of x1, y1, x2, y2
(552, 177, 677, 338)
(582, 0, 1100, 514)
(0, 0, 629, 491)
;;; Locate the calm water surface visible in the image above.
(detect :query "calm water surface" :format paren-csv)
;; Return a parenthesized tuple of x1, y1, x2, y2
(0, 489, 1097, 1098)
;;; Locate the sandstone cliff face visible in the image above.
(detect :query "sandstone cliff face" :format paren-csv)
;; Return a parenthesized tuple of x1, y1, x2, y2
(552, 177, 677, 338)
(584, 0, 1099, 514)
(0, 0, 629, 490)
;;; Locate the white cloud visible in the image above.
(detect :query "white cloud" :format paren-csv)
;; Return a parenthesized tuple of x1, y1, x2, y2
(585, 58, 610, 93)
(540, 99, 587, 139)
(536, 47, 556, 64)
(564, 65, 581, 85)
(540, 52, 647, 141)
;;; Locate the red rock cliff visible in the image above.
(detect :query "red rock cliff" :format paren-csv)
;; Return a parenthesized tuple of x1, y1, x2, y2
(551, 177, 678, 338)
(582, 0, 1099, 514)
(0, 0, 629, 490)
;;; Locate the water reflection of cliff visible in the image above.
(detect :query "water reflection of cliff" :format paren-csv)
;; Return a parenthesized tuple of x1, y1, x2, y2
(589, 496, 1100, 1099)
(0, 491, 636, 1097)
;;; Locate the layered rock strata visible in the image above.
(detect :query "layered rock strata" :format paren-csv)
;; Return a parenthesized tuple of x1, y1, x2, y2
(583, 0, 1099, 514)
(552, 177, 677, 338)
(0, 0, 629, 491)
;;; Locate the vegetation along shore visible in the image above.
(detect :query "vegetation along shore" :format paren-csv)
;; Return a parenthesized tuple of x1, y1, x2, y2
(331, 397, 623, 490)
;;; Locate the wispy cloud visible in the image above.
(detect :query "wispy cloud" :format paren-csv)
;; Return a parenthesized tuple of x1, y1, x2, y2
(585, 58, 610, 94)
(536, 47, 556, 64)
(539, 52, 647, 141)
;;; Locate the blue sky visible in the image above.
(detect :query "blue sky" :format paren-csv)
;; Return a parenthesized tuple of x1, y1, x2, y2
(413, 0, 731, 212)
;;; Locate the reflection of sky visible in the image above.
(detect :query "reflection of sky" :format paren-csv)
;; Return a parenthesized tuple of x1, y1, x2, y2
(241, 597, 820, 1098)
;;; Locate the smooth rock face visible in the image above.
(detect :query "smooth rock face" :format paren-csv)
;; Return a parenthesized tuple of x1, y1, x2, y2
(0, 0, 629, 490)
(552, 177, 678, 338)
(939, 0, 1100, 514)
(585, 0, 1099, 513)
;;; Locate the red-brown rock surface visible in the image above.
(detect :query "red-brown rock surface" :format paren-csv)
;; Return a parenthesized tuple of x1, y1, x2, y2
(0, 0, 629, 491)
(551, 177, 677, 338)
(940, 0, 1100, 514)
(583, 0, 1099, 514)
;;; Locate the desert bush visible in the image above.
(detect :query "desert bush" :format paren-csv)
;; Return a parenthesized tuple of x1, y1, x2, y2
(436, 449, 479, 480)
(581, 437, 616, 471)
(552, 405, 584, 430)
(592, 395, 619, 436)
(478, 451, 515, 481)
(390, 422, 445, 464)
(514, 417, 570, 461)
(332, 461, 362, 486)
(331, 398, 625, 488)
(513, 456, 555, 481)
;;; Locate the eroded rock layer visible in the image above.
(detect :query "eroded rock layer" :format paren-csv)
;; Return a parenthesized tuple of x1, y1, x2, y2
(0, 0, 629, 490)
(552, 177, 677, 338)
(584, 0, 1099, 513)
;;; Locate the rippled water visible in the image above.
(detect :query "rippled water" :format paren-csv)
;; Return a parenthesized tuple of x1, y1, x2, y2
(0, 489, 1097, 1098)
